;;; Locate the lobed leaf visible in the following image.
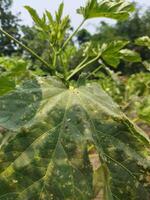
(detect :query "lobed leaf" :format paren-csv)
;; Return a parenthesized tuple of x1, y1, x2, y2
(77, 0, 134, 21)
(101, 40, 129, 67)
(0, 77, 150, 199)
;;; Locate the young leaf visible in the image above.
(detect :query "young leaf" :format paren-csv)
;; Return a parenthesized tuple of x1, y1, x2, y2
(46, 10, 54, 25)
(56, 2, 64, 23)
(25, 6, 48, 31)
(0, 77, 150, 199)
(77, 0, 135, 21)
(120, 49, 142, 62)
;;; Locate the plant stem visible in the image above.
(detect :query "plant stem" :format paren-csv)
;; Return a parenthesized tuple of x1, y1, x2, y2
(86, 65, 103, 79)
(53, 51, 57, 68)
(49, 42, 56, 54)
(59, 54, 67, 78)
(0, 28, 51, 70)
(60, 19, 85, 52)
(66, 54, 101, 81)
(75, 56, 88, 70)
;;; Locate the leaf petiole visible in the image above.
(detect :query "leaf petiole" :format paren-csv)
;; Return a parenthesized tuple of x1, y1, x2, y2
(86, 64, 104, 79)
(60, 19, 85, 52)
(66, 53, 101, 80)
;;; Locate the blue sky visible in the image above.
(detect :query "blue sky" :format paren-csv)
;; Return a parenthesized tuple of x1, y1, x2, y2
(12, 0, 150, 32)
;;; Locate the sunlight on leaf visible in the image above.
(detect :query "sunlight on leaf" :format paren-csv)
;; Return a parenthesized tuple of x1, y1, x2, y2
(135, 36, 150, 49)
(120, 49, 141, 63)
(77, 0, 135, 21)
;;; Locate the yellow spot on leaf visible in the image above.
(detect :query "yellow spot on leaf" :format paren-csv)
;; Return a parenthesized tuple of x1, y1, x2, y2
(69, 86, 74, 90)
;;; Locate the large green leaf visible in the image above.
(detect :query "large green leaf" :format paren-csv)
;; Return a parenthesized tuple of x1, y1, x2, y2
(77, 0, 134, 20)
(0, 77, 150, 200)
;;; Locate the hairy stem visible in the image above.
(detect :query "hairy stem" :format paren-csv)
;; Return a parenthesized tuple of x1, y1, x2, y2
(60, 19, 85, 52)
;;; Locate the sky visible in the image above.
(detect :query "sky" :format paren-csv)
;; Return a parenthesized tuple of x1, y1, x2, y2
(12, 0, 150, 33)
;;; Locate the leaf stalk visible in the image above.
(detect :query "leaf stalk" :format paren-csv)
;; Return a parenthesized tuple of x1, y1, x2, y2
(60, 19, 85, 52)
(67, 53, 101, 81)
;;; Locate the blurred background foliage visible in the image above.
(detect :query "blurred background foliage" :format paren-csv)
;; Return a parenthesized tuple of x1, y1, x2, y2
(0, 0, 150, 135)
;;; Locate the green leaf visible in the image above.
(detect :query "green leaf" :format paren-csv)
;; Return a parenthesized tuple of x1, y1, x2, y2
(0, 79, 42, 130)
(77, 0, 134, 21)
(138, 97, 150, 123)
(25, 6, 48, 31)
(120, 49, 142, 62)
(56, 2, 64, 23)
(46, 10, 54, 25)
(25, 4, 70, 49)
(135, 36, 150, 49)
(101, 40, 129, 67)
(0, 57, 28, 73)
(0, 57, 29, 96)
(143, 61, 150, 71)
(0, 77, 150, 199)
(0, 75, 15, 96)
(93, 163, 113, 199)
